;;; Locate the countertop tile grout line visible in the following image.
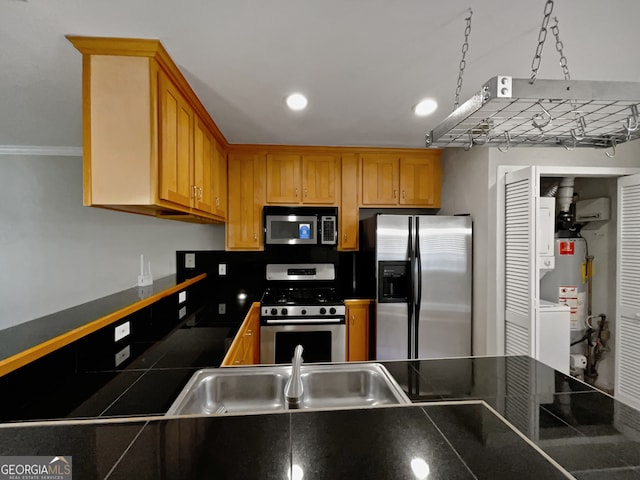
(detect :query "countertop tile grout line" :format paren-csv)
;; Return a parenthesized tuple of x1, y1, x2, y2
(102, 420, 149, 480)
(417, 405, 479, 480)
(96, 348, 171, 417)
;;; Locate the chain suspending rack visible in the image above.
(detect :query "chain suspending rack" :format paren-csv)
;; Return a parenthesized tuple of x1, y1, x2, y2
(427, 0, 640, 155)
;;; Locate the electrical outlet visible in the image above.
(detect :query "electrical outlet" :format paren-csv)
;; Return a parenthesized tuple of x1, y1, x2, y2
(218, 263, 227, 276)
(178, 290, 187, 304)
(114, 321, 130, 342)
(178, 306, 187, 319)
(218, 303, 226, 314)
(115, 345, 131, 367)
(185, 253, 196, 269)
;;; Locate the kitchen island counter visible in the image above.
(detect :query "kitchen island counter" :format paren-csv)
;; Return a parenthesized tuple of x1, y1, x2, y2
(1, 356, 640, 479)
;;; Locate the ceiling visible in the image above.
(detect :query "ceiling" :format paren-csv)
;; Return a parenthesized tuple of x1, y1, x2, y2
(2, 0, 640, 149)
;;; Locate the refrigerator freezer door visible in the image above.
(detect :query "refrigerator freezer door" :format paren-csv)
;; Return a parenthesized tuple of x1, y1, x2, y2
(375, 214, 412, 360)
(416, 216, 472, 359)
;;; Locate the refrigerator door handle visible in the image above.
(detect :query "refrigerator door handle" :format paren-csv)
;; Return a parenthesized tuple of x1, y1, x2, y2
(414, 217, 422, 359)
(407, 216, 415, 359)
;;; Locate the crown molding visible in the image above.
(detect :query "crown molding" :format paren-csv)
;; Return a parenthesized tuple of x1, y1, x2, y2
(0, 145, 83, 156)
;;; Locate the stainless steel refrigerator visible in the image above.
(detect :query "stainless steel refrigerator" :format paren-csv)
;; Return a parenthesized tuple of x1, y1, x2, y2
(361, 214, 472, 360)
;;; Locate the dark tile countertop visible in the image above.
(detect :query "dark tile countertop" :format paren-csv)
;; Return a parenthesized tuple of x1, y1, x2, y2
(0, 274, 207, 376)
(2, 356, 640, 479)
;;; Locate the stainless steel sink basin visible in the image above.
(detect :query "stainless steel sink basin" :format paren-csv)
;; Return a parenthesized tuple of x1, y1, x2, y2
(166, 366, 290, 416)
(300, 363, 409, 409)
(166, 363, 410, 416)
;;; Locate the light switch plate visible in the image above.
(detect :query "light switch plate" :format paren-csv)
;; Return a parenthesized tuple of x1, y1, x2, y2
(114, 321, 130, 342)
(218, 263, 227, 276)
(185, 253, 196, 269)
(218, 303, 226, 314)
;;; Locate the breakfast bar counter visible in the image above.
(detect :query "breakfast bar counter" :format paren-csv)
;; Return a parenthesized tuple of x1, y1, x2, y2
(1, 356, 639, 479)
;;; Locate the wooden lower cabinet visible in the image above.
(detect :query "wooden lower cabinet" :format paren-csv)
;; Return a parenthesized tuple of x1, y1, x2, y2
(346, 300, 371, 361)
(221, 303, 261, 366)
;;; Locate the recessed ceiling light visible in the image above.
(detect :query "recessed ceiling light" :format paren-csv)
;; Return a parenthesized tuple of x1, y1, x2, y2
(286, 93, 308, 111)
(414, 98, 438, 117)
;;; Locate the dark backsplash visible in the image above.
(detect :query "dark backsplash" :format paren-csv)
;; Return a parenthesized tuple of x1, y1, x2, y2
(176, 249, 374, 306)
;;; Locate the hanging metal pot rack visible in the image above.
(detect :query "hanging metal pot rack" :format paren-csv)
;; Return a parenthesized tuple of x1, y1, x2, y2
(426, 0, 640, 154)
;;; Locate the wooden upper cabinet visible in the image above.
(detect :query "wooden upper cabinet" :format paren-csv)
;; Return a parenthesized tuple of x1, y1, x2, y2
(361, 155, 399, 205)
(266, 152, 338, 205)
(68, 36, 227, 223)
(192, 116, 215, 214)
(227, 151, 266, 250)
(339, 154, 359, 250)
(212, 140, 228, 218)
(302, 155, 337, 204)
(159, 73, 194, 209)
(361, 152, 441, 207)
(399, 155, 440, 206)
(266, 154, 301, 204)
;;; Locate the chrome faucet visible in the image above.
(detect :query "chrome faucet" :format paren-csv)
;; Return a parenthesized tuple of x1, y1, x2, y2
(284, 345, 304, 409)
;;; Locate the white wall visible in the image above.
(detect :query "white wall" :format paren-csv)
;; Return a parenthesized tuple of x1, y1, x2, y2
(440, 147, 490, 356)
(0, 154, 224, 329)
(441, 141, 640, 358)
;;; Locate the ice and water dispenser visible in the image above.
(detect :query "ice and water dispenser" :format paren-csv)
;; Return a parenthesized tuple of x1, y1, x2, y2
(378, 262, 410, 303)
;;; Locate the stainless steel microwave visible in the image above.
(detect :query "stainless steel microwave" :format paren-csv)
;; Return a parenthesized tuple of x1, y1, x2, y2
(264, 206, 338, 246)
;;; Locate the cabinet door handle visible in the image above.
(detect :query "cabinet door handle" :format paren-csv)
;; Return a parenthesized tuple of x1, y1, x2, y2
(198, 187, 203, 200)
(192, 185, 197, 199)
(215, 197, 220, 207)
(343, 233, 347, 241)
(254, 233, 257, 241)
(295, 188, 299, 198)
(304, 188, 308, 197)
(402, 190, 405, 199)
(393, 189, 397, 199)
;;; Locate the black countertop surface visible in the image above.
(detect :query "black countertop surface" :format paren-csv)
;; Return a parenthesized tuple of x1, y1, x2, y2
(2, 355, 640, 479)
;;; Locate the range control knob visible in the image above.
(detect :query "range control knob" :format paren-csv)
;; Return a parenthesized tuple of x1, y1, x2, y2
(270, 308, 278, 316)
(281, 308, 288, 315)
(301, 309, 307, 315)
(329, 307, 337, 315)
(319, 307, 327, 315)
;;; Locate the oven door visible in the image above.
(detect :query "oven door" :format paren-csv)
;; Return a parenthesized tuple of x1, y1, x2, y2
(265, 214, 318, 245)
(260, 323, 346, 364)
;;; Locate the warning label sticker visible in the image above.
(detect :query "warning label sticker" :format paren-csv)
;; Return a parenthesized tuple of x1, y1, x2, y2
(558, 286, 579, 329)
(559, 241, 575, 255)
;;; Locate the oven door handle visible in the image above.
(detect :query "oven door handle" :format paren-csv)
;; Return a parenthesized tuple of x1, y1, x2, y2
(264, 318, 344, 324)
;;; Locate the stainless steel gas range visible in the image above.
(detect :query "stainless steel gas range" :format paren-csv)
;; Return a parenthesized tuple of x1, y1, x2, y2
(259, 263, 346, 364)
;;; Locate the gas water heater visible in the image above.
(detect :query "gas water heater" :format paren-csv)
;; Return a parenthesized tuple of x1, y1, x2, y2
(539, 237, 588, 334)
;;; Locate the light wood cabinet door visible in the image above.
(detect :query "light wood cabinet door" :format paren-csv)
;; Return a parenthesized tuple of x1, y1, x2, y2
(227, 152, 266, 250)
(212, 140, 227, 219)
(361, 155, 399, 205)
(346, 301, 370, 361)
(399, 155, 440, 206)
(266, 154, 301, 204)
(221, 303, 261, 366)
(302, 155, 337, 204)
(159, 71, 194, 208)
(340, 154, 359, 250)
(193, 116, 215, 214)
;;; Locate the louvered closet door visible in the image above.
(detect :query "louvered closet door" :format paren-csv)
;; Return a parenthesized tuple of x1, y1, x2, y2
(505, 167, 537, 356)
(616, 174, 640, 408)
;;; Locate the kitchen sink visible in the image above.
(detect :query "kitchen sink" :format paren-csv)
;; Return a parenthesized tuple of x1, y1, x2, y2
(166, 363, 410, 416)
